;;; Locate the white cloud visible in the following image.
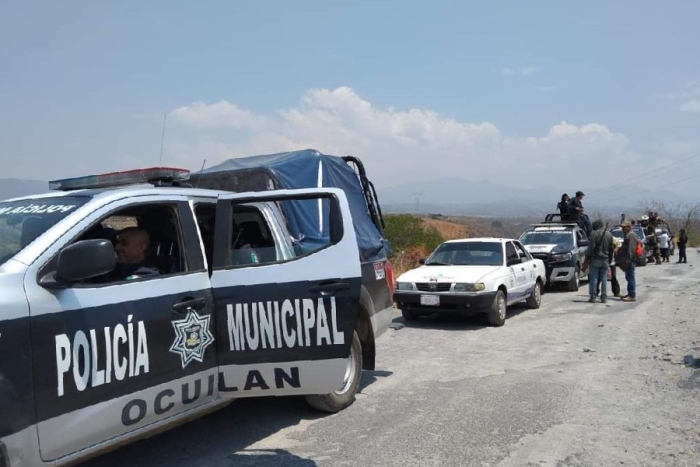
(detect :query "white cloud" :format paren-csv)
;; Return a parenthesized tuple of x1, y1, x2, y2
(500, 66, 538, 76)
(168, 86, 640, 191)
(679, 99, 700, 113)
(171, 100, 266, 129)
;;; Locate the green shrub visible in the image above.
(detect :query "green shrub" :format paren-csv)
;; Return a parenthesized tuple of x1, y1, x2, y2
(384, 214, 445, 258)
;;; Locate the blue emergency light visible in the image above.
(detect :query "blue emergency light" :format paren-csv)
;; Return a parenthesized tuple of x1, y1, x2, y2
(49, 167, 191, 191)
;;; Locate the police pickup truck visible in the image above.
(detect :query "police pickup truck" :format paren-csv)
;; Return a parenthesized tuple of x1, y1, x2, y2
(0, 165, 394, 467)
(518, 214, 590, 291)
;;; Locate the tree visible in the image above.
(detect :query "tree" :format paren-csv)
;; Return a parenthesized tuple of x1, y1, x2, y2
(640, 199, 700, 233)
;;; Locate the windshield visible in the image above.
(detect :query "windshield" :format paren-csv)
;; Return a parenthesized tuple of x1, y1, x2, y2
(0, 197, 89, 266)
(519, 230, 574, 247)
(425, 241, 503, 266)
(611, 229, 624, 239)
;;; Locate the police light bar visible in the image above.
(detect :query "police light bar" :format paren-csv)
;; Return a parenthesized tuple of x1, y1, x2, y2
(49, 167, 191, 191)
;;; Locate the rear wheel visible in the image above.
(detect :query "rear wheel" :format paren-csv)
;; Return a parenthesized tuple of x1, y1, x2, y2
(526, 281, 542, 309)
(637, 254, 647, 267)
(305, 330, 363, 413)
(487, 290, 507, 326)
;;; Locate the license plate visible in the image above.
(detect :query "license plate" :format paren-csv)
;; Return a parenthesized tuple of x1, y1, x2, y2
(420, 294, 440, 306)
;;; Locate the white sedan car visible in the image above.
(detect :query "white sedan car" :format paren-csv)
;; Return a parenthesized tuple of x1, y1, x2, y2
(393, 238, 547, 326)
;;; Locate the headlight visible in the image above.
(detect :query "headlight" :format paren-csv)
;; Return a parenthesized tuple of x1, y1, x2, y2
(454, 282, 486, 292)
(396, 282, 413, 291)
(552, 252, 573, 262)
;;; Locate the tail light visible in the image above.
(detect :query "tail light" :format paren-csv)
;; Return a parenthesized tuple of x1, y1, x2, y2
(384, 260, 394, 298)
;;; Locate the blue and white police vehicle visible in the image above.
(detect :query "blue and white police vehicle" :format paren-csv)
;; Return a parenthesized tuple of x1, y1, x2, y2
(0, 154, 395, 466)
(393, 238, 546, 326)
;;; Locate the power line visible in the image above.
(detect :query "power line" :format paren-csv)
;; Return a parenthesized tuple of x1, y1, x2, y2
(601, 169, 700, 207)
(588, 152, 700, 197)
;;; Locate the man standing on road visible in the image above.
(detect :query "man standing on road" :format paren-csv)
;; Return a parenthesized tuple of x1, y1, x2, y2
(585, 220, 614, 303)
(677, 228, 688, 263)
(616, 220, 639, 302)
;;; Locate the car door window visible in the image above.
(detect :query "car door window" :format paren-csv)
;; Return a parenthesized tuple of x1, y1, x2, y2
(505, 242, 518, 263)
(513, 241, 532, 261)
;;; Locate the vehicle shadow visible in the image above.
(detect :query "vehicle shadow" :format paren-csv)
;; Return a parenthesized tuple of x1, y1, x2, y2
(79, 370, 388, 467)
(392, 305, 531, 331)
(359, 369, 393, 392)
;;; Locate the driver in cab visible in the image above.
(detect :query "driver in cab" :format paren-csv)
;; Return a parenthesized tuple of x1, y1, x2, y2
(109, 227, 160, 281)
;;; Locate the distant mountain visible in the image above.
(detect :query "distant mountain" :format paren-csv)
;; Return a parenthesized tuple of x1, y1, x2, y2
(0, 179, 49, 201)
(376, 177, 699, 218)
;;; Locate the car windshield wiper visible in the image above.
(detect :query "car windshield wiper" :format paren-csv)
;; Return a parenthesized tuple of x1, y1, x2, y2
(424, 261, 448, 266)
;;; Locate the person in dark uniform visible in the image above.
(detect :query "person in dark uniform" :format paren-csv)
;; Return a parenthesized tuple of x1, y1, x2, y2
(109, 227, 160, 280)
(677, 228, 688, 263)
(645, 224, 661, 265)
(568, 191, 592, 236)
(557, 194, 571, 220)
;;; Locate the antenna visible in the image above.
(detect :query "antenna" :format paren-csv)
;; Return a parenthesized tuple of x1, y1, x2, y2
(158, 112, 167, 165)
(194, 159, 206, 188)
(412, 191, 425, 213)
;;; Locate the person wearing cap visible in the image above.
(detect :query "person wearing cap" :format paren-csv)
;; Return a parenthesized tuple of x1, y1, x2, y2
(615, 220, 639, 302)
(568, 190, 592, 237)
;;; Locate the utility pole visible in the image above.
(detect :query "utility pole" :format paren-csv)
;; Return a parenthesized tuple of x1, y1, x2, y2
(413, 191, 425, 213)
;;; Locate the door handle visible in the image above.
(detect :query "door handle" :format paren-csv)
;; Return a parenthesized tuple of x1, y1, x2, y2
(309, 281, 350, 295)
(521, 267, 525, 271)
(173, 297, 207, 313)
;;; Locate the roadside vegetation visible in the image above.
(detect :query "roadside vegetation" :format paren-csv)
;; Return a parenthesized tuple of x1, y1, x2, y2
(385, 204, 700, 277)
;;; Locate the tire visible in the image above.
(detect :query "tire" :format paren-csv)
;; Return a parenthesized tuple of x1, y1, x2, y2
(305, 330, 363, 413)
(487, 290, 507, 326)
(566, 266, 580, 291)
(526, 281, 542, 309)
(401, 308, 417, 321)
(637, 255, 647, 267)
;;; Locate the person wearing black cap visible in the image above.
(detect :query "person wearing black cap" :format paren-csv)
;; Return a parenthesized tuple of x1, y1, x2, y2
(568, 191, 592, 237)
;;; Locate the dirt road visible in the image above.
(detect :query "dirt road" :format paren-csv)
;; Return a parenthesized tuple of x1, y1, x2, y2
(83, 259, 700, 467)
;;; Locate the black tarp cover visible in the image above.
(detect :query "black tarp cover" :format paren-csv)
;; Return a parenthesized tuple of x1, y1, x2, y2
(190, 149, 390, 262)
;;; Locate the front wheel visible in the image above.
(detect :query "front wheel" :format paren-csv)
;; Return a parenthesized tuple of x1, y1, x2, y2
(487, 290, 507, 326)
(305, 330, 363, 413)
(566, 266, 580, 291)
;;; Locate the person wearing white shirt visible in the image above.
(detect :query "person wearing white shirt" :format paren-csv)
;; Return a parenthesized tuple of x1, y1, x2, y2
(658, 230, 671, 262)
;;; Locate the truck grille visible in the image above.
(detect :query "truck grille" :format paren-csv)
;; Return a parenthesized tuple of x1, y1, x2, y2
(415, 283, 451, 292)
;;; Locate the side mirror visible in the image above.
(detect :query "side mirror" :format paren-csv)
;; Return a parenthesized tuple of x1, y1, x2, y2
(507, 256, 522, 266)
(418, 258, 426, 265)
(579, 240, 589, 247)
(41, 239, 116, 287)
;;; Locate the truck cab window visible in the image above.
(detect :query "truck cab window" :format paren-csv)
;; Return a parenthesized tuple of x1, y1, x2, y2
(231, 205, 278, 265)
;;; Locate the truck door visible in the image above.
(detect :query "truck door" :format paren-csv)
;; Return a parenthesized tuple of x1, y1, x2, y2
(24, 197, 218, 462)
(210, 188, 362, 399)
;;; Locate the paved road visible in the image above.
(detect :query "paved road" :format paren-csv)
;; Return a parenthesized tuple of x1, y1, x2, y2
(83, 259, 700, 467)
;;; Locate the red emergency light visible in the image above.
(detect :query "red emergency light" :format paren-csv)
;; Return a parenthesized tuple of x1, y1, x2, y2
(49, 167, 191, 191)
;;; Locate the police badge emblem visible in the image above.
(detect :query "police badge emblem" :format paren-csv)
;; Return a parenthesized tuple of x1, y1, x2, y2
(169, 310, 215, 368)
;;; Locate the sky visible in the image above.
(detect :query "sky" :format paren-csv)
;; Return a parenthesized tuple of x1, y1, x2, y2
(2, 0, 700, 200)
